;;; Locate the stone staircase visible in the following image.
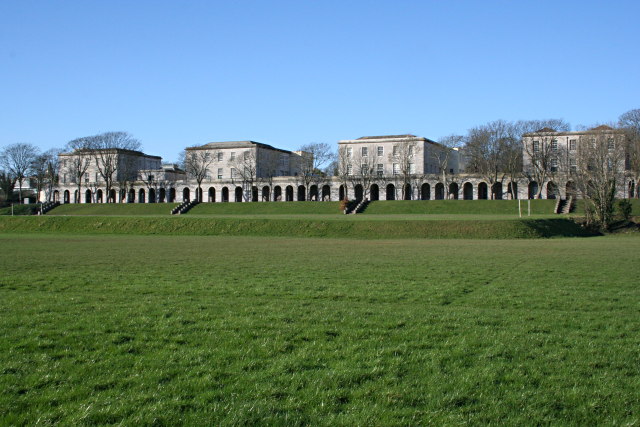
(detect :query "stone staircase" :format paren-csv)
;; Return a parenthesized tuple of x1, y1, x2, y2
(39, 201, 60, 215)
(554, 196, 574, 214)
(171, 200, 199, 215)
(347, 198, 370, 214)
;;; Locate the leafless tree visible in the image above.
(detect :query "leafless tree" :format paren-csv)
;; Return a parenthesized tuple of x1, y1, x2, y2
(619, 108, 640, 198)
(336, 145, 351, 200)
(183, 148, 215, 202)
(65, 137, 92, 203)
(89, 132, 142, 203)
(229, 149, 258, 201)
(434, 135, 464, 199)
(0, 170, 16, 203)
(0, 143, 39, 203)
(31, 149, 60, 202)
(297, 143, 333, 200)
(465, 121, 512, 199)
(347, 145, 377, 200)
(115, 154, 139, 202)
(574, 126, 626, 230)
(388, 138, 420, 200)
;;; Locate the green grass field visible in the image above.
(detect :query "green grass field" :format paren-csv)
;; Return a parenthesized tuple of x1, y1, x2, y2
(1, 233, 639, 425)
(47, 203, 179, 216)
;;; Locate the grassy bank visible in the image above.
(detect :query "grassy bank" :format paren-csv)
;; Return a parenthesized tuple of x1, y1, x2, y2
(0, 215, 595, 238)
(47, 203, 179, 216)
(363, 199, 558, 215)
(1, 234, 639, 424)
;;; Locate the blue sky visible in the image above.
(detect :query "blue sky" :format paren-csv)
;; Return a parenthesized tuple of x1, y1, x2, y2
(1, 0, 639, 161)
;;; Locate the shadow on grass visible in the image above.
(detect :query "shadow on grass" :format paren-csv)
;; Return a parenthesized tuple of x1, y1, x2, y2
(521, 218, 600, 238)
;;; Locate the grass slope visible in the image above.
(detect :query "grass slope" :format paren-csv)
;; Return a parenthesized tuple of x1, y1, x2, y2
(0, 216, 594, 238)
(47, 203, 179, 216)
(1, 234, 639, 424)
(189, 201, 342, 215)
(363, 199, 557, 215)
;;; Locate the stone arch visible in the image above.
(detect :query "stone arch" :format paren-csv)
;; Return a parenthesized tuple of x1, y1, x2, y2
(629, 180, 636, 198)
(370, 184, 379, 201)
(273, 186, 281, 201)
(138, 188, 146, 203)
(149, 188, 156, 203)
(285, 185, 294, 201)
(507, 182, 518, 199)
(421, 183, 430, 200)
(252, 186, 259, 202)
(119, 189, 126, 203)
(96, 189, 103, 203)
(322, 185, 331, 201)
(297, 185, 306, 201)
(339, 185, 345, 201)
(492, 182, 503, 200)
(109, 189, 116, 203)
(196, 187, 203, 202)
(221, 187, 229, 202)
(63, 190, 70, 204)
(128, 188, 135, 203)
(449, 183, 459, 200)
(435, 183, 444, 200)
(53, 190, 60, 203)
(169, 188, 176, 203)
(355, 184, 364, 201)
(546, 182, 557, 199)
(403, 184, 411, 200)
(85, 189, 92, 203)
(262, 186, 270, 201)
(478, 182, 488, 200)
(386, 183, 396, 200)
(310, 185, 319, 201)
(159, 188, 166, 203)
(565, 180, 576, 198)
(183, 187, 190, 202)
(235, 187, 243, 202)
(208, 187, 216, 202)
(528, 181, 539, 199)
(463, 182, 473, 200)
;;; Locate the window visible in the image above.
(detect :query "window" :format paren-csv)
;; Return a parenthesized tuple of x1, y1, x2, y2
(347, 164, 353, 175)
(377, 146, 384, 156)
(377, 164, 383, 176)
(84, 174, 89, 183)
(569, 139, 577, 151)
(95, 172, 100, 182)
(393, 163, 399, 175)
(607, 138, 615, 150)
(346, 147, 352, 158)
(551, 140, 558, 152)
(570, 157, 577, 173)
(217, 168, 223, 179)
(244, 151, 249, 160)
(217, 152, 223, 161)
(550, 158, 558, 172)
(231, 168, 236, 179)
(148, 175, 154, 181)
(230, 152, 236, 161)
(62, 173, 66, 184)
(408, 145, 414, 156)
(361, 147, 368, 157)
(393, 145, 398, 156)
(533, 141, 540, 153)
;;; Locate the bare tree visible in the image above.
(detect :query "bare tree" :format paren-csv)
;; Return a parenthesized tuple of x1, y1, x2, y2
(256, 150, 281, 201)
(0, 143, 39, 203)
(183, 148, 215, 202)
(297, 143, 333, 200)
(434, 135, 464, 199)
(31, 149, 60, 202)
(574, 126, 626, 230)
(0, 170, 16, 203)
(89, 132, 142, 203)
(229, 149, 258, 201)
(65, 137, 93, 203)
(388, 138, 420, 200)
(619, 108, 640, 198)
(347, 145, 377, 200)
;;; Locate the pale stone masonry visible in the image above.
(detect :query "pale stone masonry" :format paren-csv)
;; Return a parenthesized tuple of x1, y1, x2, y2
(50, 131, 636, 204)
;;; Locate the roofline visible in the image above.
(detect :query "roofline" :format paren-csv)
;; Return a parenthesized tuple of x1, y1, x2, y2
(185, 140, 295, 155)
(59, 148, 161, 159)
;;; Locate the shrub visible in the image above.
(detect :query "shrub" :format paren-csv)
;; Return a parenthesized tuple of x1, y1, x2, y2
(617, 199, 633, 222)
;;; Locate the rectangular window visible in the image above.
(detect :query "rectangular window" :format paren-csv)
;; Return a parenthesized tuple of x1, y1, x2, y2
(377, 164, 383, 176)
(551, 140, 558, 152)
(607, 138, 615, 150)
(217, 152, 223, 161)
(62, 173, 66, 184)
(377, 146, 384, 156)
(570, 157, 577, 173)
(408, 145, 414, 156)
(550, 158, 558, 172)
(346, 147, 352, 158)
(244, 151, 249, 160)
(347, 164, 353, 175)
(84, 174, 89, 183)
(393, 163, 399, 175)
(217, 168, 223, 179)
(230, 152, 236, 161)
(533, 141, 540, 153)
(393, 145, 398, 156)
(569, 139, 577, 150)
(361, 147, 368, 157)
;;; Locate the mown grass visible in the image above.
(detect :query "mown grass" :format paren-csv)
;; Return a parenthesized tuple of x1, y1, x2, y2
(0, 234, 639, 425)
(48, 203, 179, 216)
(0, 216, 595, 238)
(189, 201, 342, 215)
(363, 199, 558, 215)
